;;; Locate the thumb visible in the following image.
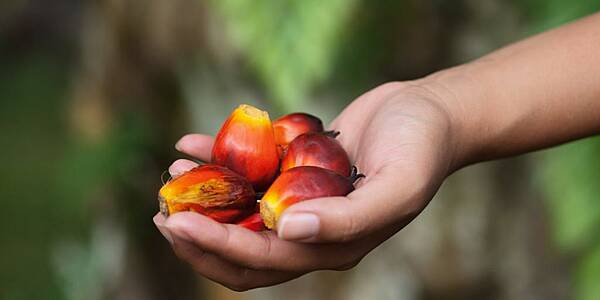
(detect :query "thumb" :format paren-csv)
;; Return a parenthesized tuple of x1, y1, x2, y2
(276, 166, 431, 243)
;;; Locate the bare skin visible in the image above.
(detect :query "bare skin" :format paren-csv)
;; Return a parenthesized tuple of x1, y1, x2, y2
(154, 12, 600, 291)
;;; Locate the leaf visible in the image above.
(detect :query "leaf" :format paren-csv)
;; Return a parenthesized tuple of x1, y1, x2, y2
(211, 0, 358, 111)
(538, 137, 600, 252)
(576, 244, 600, 300)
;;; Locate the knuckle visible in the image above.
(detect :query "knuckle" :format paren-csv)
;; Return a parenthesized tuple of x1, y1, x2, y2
(377, 81, 405, 92)
(171, 245, 189, 261)
(228, 283, 250, 292)
(172, 248, 186, 261)
(189, 256, 209, 274)
(333, 255, 363, 271)
(333, 260, 359, 271)
(244, 260, 263, 270)
(338, 211, 363, 243)
(220, 227, 234, 254)
(223, 271, 251, 292)
(244, 232, 272, 270)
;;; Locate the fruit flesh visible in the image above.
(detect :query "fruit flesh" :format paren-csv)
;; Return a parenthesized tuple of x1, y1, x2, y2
(260, 166, 355, 229)
(158, 165, 256, 222)
(281, 132, 352, 177)
(212, 104, 280, 191)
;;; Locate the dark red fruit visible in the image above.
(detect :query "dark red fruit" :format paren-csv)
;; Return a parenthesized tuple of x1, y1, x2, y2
(280, 132, 351, 177)
(273, 113, 324, 149)
(235, 213, 266, 231)
(260, 166, 363, 229)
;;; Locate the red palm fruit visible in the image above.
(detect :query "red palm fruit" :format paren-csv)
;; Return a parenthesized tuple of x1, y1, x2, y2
(280, 132, 352, 177)
(273, 113, 324, 149)
(236, 213, 266, 231)
(158, 164, 256, 223)
(212, 104, 280, 191)
(260, 166, 364, 229)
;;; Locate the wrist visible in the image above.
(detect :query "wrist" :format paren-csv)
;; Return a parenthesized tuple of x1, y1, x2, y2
(414, 63, 488, 170)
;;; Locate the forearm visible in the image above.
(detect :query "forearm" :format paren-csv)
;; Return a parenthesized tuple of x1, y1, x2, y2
(424, 12, 600, 166)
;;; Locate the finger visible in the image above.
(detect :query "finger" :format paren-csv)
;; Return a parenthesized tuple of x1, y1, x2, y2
(169, 234, 301, 291)
(168, 159, 199, 177)
(154, 213, 174, 243)
(156, 213, 297, 290)
(175, 134, 215, 161)
(153, 213, 292, 291)
(164, 212, 362, 272)
(277, 164, 433, 243)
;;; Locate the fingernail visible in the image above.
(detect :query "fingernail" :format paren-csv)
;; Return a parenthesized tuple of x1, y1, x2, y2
(164, 220, 193, 244)
(168, 166, 182, 177)
(277, 213, 320, 241)
(156, 224, 174, 244)
(153, 214, 174, 244)
(175, 140, 183, 151)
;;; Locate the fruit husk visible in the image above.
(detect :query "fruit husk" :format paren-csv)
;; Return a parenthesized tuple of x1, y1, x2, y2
(236, 213, 266, 231)
(159, 164, 256, 223)
(281, 131, 352, 176)
(212, 104, 280, 191)
(273, 112, 324, 148)
(260, 166, 356, 229)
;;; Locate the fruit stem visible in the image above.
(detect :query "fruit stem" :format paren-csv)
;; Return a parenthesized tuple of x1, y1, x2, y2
(323, 130, 341, 138)
(349, 165, 365, 184)
(160, 169, 171, 185)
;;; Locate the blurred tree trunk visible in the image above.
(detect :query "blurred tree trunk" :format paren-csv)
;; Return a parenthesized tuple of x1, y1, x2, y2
(69, 1, 213, 299)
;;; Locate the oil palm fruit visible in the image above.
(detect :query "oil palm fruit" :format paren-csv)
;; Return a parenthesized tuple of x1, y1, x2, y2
(158, 165, 256, 223)
(273, 112, 324, 149)
(280, 132, 351, 176)
(212, 104, 280, 191)
(260, 166, 364, 229)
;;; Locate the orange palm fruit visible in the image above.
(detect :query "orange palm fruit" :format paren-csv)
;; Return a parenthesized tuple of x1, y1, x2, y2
(235, 213, 266, 231)
(273, 113, 324, 149)
(211, 104, 280, 191)
(158, 165, 256, 223)
(260, 166, 364, 229)
(280, 132, 351, 177)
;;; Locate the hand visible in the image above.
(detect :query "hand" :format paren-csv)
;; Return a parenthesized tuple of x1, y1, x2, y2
(153, 81, 461, 291)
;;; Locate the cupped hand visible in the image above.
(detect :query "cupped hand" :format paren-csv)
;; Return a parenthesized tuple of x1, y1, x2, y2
(154, 81, 462, 291)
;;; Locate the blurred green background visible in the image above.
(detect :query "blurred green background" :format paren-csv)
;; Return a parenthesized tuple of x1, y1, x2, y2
(1, 1, 599, 299)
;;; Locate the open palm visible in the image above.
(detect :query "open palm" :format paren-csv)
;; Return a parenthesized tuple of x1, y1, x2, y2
(154, 81, 458, 291)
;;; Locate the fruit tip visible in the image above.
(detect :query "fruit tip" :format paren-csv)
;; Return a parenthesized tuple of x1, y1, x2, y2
(158, 193, 170, 217)
(259, 199, 277, 229)
(237, 104, 270, 120)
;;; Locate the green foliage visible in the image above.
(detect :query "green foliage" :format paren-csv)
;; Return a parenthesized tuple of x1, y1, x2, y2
(577, 246, 600, 300)
(211, 0, 358, 112)
(0, 49, 151, 300)
(539, 137, 600, 300)
(0, 52, 69, 300)
(539, 138, 600, 251)
(58, 116, 152, 220)
(520, 0, 600, 33)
